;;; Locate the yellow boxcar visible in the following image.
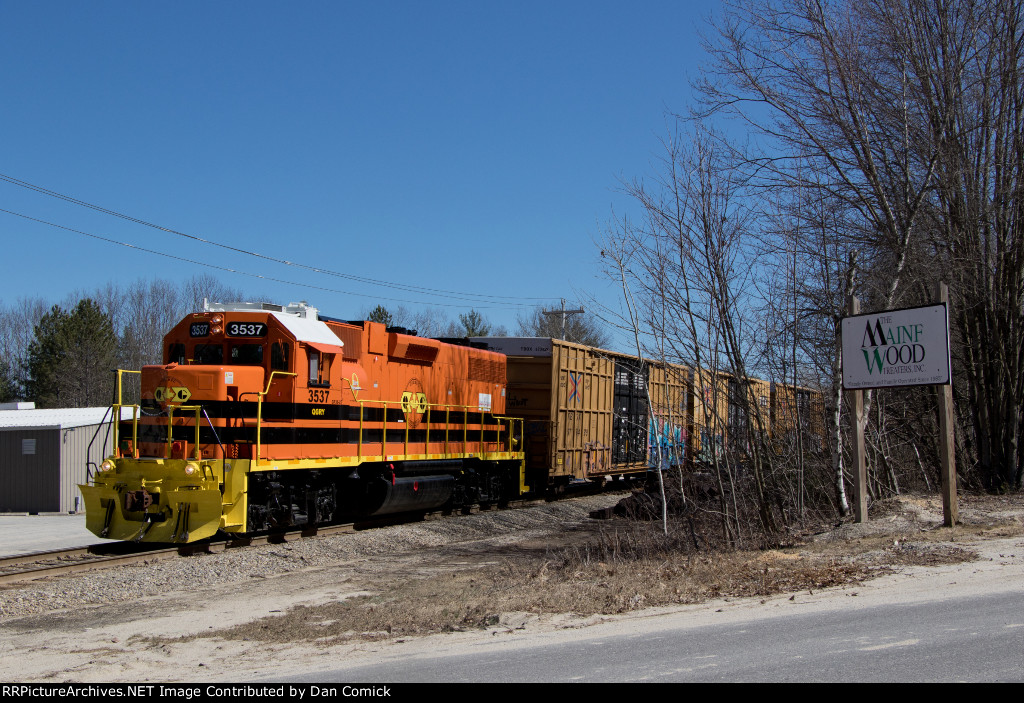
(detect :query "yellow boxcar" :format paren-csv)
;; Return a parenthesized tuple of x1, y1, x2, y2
(472, 338, 692, 486)
(647, 362, 690, 470)
(770, 383, 826, 452)
(688, 368, 730, 463)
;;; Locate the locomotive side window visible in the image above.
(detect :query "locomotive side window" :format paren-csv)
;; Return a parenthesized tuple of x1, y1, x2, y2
(271, 341, 290, 371)
(308, 349, 332, 387)
(168, 343, 185, 365)
(321, 353, 332, 384)
(230, 344, 264, 365)
(194, 344, 224, 365)
(309, 350, 319, 383)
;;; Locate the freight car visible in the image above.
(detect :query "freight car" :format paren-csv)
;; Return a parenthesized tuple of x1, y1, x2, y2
(468, 337, 690, 490)
(472, 337, 825, 478)
(80, 302, 524, 543)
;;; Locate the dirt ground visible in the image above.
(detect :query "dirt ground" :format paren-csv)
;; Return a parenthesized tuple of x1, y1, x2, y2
(0, 490, 1021, 683)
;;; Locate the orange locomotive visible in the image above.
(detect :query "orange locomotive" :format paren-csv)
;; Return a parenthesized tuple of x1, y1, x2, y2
(81, 302, 524, 543)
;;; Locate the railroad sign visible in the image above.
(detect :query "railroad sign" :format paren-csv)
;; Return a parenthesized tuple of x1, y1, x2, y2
(841, 304, 951, 390)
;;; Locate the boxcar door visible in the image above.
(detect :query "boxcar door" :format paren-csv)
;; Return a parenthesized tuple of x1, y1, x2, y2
(611, 358, 649, 466)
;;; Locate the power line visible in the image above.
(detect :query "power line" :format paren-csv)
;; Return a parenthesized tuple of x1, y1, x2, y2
(0, 172, 552, 305)
(0, 207, 529, 310)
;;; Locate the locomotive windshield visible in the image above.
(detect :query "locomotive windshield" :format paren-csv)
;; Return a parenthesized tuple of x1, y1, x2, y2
(194, 344, 224, 365)
(168, 343, 185, 365)
(230, 344, 265, 365)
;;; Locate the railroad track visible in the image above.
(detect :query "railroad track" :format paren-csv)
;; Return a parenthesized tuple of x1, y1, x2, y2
(0, 543, 181, 585)
(0, 523, 363, 586)
(0, 485, 626, 586)
(0, 509, 511, 585)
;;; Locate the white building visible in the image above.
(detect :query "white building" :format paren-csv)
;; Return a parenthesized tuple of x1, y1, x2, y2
(0, 403, 130, 513)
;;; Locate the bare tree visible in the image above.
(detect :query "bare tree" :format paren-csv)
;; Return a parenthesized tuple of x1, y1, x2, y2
(695, 0, 1024, 490)
(117, 279, 187, 369)
(3, 277, 254, 406)
(409, 310, 448, 337)
(603, 125, 789, 538)
(516, 304, 612, 347)
(698, 0, 939, 315)
(181, 273, 248, 313)
(912, 0, 1024, 489)
(0, 296, 49, 399)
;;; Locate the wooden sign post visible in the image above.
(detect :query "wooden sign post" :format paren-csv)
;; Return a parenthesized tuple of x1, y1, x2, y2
(847, 295, 868, 523)
(936, 282, 958, 526)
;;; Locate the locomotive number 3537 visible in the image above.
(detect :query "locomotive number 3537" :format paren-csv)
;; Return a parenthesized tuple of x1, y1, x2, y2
(226, 322, 267, 337)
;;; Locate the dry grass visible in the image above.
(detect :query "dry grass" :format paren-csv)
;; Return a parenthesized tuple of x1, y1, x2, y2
(195, 552, 876, 645)
(185, 528, 939, 645)
(147, 490, 1022, 647)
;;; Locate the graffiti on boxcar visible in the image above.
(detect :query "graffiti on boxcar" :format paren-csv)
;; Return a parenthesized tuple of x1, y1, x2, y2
(567, 371, 583, 404)
(697, 428, 725, 463)
(647, 413, 686, 470)
(507, 393, 529, 409)
(583, 440, 611, 474)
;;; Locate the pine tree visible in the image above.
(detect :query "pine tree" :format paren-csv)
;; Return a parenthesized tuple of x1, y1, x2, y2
(25, 299, 116, 408)
(367, 305, 394, 327)
(458, 309, 491, 337)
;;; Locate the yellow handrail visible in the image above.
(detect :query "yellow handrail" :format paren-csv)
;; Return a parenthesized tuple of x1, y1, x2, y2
(165, 404, 203, 459)
(109, 367, 522, 465)
(112, 369, 142, 458)
(253, 371, 297, 464)
(336, 397, 521, 460)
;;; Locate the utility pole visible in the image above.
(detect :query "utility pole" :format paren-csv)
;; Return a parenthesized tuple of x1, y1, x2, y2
(542, 298, 584, 340)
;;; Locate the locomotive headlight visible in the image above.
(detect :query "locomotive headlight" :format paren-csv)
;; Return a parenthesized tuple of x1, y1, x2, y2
(211, 326, 223, 336)
(211, 315, 223, 325)
(184, 462, 200, 476)
(99, 459, 115, 472)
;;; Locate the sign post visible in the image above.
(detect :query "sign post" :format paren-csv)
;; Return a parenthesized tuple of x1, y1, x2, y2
(935, 283, 958, 526)
(841, 290, 956, 526)
(847, 295, 868, 523)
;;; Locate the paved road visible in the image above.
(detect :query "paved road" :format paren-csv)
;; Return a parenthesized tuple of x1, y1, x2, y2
(280, 570, 1024, 682)
(0, 514, 116, 557)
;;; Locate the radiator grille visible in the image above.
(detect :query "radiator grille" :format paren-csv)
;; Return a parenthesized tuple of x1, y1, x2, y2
(469, 356, 504, 384)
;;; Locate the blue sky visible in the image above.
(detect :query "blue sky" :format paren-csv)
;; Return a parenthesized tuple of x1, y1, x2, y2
(0, 1, 720, 348)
